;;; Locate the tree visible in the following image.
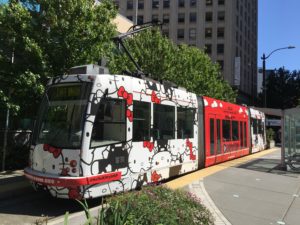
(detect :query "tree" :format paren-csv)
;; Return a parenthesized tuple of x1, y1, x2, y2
(0, 0, 117, 123)
(265, 68, 300, 109)
(108, 29, 237, 102)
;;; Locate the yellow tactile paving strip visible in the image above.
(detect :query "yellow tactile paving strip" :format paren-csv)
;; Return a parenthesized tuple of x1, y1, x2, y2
(166, 148, 278, 190)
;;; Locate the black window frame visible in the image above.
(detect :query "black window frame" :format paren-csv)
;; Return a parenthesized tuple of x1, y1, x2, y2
(133, 101, 151, 142)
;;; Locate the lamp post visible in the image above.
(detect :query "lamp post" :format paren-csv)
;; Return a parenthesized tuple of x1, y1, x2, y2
(261, 46, 295, 108)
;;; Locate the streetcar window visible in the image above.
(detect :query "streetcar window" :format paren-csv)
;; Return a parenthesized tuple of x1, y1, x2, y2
(217, 119, 221, 154)
(258, 119, 263, 134)
(240, 122, 243, 147)
(243, 122, 247, 147)
(153, 104, 175, 140)
(133, 101, 151, 141)
(253, 119, 258, 134)
(232, 121, 239, 141)
(177, 107, 195, 139)
(34, 83, 91, 149)
(222, 120, 231, 141)
(91, 99, 126, 147)
(210, 118, 215, 155)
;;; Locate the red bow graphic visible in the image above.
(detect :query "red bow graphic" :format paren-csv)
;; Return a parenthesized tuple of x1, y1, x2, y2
(68, 188, 82, 200)
(117, 86, 133, 105)
(126, 109, 133, 122)
(143, 141, 154, 152)
(151, 171, 162, 183)
(43, 144, 62, 158)
(151, 91, 161, 104)
(186, 139, 196, 160)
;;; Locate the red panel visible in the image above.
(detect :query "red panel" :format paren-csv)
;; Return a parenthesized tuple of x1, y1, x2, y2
(24, 169, 121, 187)
(203, 96, 250, 167)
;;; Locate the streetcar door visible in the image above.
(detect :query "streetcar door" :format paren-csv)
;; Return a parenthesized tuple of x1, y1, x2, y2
(208, 115, 221, 165)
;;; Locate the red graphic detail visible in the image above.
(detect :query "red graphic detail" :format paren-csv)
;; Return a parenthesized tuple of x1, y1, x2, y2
(151, 171, 162, 183)
(117, 86, 133, 105)
(24, 169, 122, 187)
(68, 188, 82, 199)
(186, 139, 196, 160)
(126, 109, 133, 122)
(143, 141, 154, 152)
(43, 144, 62, 158)
(60, 167, 70, 176)
(151, 91, 161, 104)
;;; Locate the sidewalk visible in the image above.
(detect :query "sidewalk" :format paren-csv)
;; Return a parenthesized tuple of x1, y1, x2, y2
(186, 148, 300, 225)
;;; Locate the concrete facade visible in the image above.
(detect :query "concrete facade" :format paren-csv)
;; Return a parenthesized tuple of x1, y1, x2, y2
(115, 0, 258, 103)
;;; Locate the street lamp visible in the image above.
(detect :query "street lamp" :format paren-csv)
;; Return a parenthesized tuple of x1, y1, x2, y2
(261, 46, 295, 108)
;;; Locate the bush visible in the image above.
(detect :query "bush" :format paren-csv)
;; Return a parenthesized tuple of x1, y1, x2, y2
(266, 128, 275, 143)
(95, 185, 214, 225)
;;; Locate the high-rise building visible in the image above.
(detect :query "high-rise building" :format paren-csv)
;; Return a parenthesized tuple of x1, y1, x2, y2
(115, 0, 258, 104)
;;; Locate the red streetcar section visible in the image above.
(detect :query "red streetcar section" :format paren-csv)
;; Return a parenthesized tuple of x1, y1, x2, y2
(203, 96, 250, 167)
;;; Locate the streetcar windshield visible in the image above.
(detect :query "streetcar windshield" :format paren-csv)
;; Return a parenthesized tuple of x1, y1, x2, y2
(34, 83, 91, 148)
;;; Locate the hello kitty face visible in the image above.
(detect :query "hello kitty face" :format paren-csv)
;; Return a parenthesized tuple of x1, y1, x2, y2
(128, 142, 155, 173)
(151, 151, 172, 168)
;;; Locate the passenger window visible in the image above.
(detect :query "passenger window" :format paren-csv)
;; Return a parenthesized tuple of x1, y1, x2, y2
(240, 122, 244, 147)
(210, 118, 215, 155)
(91, 99, 126, 147)
(133, 101, 151, 141)
(243, 122, 247, 147)
(217, 119, 221, 154)
(177, 107, 195, 139)
(232, 121, 239, 141)
(153, 104, 175, 140)
(222, 120, 231, 141)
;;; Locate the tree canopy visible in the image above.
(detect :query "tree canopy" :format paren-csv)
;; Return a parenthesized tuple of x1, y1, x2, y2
(108, 29, 237, 102)
(264, 68, 300, 109)
(0, 0, 117, 120)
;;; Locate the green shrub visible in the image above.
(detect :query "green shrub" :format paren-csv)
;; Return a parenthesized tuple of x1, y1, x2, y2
(96, 185, 214, 225)
(266, 128, 275, 143)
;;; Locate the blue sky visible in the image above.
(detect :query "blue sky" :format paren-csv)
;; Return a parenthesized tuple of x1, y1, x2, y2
(258, 0, 300, 71)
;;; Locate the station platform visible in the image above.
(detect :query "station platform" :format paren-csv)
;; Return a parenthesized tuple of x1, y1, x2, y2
(167, 148, 300, 225)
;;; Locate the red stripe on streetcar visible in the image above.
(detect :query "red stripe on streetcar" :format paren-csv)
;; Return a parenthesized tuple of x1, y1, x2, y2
(24, 170, 122, 187)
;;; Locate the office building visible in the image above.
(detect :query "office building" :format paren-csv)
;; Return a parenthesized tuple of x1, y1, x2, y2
(115, 0, 258, 104)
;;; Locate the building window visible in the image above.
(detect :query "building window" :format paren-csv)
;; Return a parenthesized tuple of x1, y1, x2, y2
(217, 27, 224, 38)
(152, 14, 159, 22)
(206, 0, 213, 6)
(127, 15, 133, 21)
(113, 1, 119, 9)
(205, 44, 212, 54)
(218, 11, 225, 21)
(177, 107, 195, 139)
(152, 0, 159, 9)
(137, 15, 144, 25)
(163, 0, 170, 8)
(205, 28, 212, 38)
(163, 14, 169, 23)
(218, 0, 225, 5)
(205, 12, 213, 22)
(162, 29, 169, 37)
(138, 0, 144, 9)
(189, 28, 196, 40)
(127, 0, 133, 10)
(178, 13, 185, 23)
(153, 104, 175, 140)
(217, 44, 224, 54)
(178, 0, 185, 7)
(177, 29, 185, 39)
(217, 60, 224, 70)
(190, 0, 197, 7)
(133, 101, 151, 141)
(190, 12, 197, 23)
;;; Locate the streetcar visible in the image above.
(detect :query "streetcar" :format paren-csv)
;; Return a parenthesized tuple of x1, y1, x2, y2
(24, 64, 266, 199)
(249, 108, 267, 153)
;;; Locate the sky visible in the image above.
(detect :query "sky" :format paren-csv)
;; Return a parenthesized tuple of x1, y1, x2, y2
(258, 0, 300, 71)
